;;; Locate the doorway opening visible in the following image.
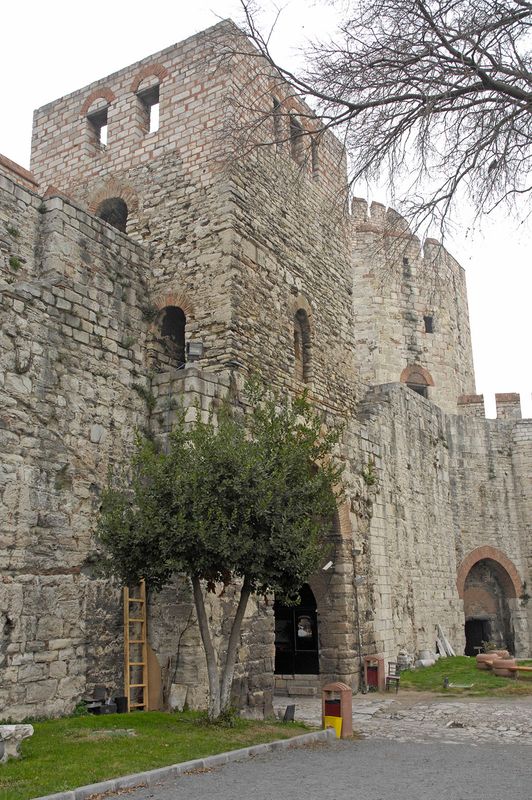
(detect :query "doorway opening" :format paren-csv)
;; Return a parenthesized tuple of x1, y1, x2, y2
(274, 584, 319, 675)
(463, 558, 515, 654)
(464, 618, 491, 656)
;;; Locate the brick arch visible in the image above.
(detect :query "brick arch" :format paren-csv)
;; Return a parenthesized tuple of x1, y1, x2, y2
(457, 546, 523, 599)
(130, 63, 169, 94)
(88, 180, 139, 215)
(153, 292, 195, 320)
(80, 88, 116, 116)
(400, 363, 434, 387)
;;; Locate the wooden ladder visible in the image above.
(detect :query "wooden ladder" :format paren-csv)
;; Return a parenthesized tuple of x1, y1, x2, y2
(123, 579, 149, 712)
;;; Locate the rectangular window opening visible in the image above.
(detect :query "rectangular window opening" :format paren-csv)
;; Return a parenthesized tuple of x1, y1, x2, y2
(138, 84, 160, 134)
(87, 107, 109, 147)
(424, 315, 434, 333)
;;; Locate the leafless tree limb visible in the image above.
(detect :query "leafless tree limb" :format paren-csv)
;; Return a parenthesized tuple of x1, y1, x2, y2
(238, 0, 532, 231)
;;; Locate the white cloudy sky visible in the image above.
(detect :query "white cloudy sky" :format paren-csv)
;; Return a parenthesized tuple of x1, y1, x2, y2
(2, 0, 530, 417)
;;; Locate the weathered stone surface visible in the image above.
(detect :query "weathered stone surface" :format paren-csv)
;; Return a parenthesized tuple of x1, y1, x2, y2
(0, 725, 34, 763)
(0, 20, 529, 723)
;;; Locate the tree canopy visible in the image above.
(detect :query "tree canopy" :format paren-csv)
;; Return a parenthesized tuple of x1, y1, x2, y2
(242, 0, 532, 229)
(97, 388, 341, 717)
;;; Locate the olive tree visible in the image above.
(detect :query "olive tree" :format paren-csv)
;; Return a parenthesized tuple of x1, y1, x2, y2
(97, 389, 341, 719)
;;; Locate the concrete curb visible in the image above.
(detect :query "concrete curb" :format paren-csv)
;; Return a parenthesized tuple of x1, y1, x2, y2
(32, 728, 337, 800)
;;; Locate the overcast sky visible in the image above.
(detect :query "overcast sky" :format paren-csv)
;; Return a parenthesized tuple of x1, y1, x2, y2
(1, 0, 530, 417)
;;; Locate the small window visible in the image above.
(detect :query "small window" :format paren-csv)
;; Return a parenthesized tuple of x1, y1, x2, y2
(289, 115, 304, 164)
(138, 84, 160, 133)
(96, 198, 128, 233)
(424, 315, 434, 333)
(87, 106, 108, 146)
(272, 97, 283, 147)
(294, 308, 311, 383)
(405, 369, 429, 398)
(311, 138, 319, 180)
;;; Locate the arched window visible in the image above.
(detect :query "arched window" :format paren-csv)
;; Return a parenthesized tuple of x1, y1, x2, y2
(96, 198, 128, 233)
(161, 306, 186, 367)
(294, 308, 311, 383)
(400, 364, 433, 399)
(406, 369, 429, 398)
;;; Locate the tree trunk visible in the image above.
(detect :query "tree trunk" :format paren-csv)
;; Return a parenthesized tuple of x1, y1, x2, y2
(220, 579, 252, 712)
(191, 576, 221, 719)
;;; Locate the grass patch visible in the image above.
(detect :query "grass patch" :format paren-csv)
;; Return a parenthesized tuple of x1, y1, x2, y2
(400, 655, 532, 697)
(0, 711, 309, 800)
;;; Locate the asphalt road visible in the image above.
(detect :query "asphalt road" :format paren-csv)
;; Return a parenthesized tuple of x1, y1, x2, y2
(119, 738, 532, 800)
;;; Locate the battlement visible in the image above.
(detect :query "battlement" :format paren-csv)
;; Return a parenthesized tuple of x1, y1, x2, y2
(457, 394, 486, 417)
(350, 197, 462, 270)
(495, 393, 523, 420)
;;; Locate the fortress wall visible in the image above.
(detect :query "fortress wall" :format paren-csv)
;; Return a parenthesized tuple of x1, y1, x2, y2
(356, 383, 531, 660)
(0, 173, 151, 719)
(351, 200, 475, 413)
(356, 384, 464, 659)
(446, 413, 531, 653)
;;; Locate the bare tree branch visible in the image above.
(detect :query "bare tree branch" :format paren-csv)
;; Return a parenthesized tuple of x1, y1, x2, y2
(238, 0, 532, 229)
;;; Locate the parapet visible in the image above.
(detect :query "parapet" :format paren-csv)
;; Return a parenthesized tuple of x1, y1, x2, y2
(0, 154, 39, 193)
(457, 394, 486, 417)
(495, 393, 522, 420)
(351, 198, 414, 239)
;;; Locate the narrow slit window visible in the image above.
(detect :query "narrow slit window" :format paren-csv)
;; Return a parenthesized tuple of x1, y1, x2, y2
(289, 115, 304, 164)
(87, 106, 108, 146)
(294, 308, 311, 383)
(138, 84, 160, 134)
(424, 315, 434, 333)
(311, 138, 319, 180)
(272, 96, 283, 147)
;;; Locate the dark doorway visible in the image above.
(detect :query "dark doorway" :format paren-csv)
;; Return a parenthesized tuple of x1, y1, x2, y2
(464, 618, 491, 656)
(274, 584, 319, 675)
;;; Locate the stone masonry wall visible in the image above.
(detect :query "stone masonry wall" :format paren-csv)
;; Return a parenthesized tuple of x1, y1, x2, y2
(355, 383, 531, 660)
(1, 21, 530, 721)
(0, 172, 151, 719)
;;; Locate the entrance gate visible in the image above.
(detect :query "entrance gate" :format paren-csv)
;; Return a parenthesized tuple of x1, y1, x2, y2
(274, 584, 319, 675)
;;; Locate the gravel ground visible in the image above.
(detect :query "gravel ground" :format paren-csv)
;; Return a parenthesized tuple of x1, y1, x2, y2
(274, 692, 532, 745)
(112, 738, 532, 800)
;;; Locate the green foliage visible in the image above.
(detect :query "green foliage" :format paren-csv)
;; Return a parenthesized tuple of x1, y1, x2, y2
(71, 700, 89, 717)
(361, 459, 377, 487)
(97, 385, 342, 600)
(131, 382, 156, 413)
(9, 256, 22, 271)
(6, 225, 20, 239)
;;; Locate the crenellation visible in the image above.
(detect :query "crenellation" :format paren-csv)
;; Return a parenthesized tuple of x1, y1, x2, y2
(495, 392, 522, 420)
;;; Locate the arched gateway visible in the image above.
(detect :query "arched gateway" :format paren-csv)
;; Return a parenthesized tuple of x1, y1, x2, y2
(457, 547, 523, 655)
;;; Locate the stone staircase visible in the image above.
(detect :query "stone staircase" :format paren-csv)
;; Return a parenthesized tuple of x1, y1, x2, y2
(274, 674, 322, 697)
